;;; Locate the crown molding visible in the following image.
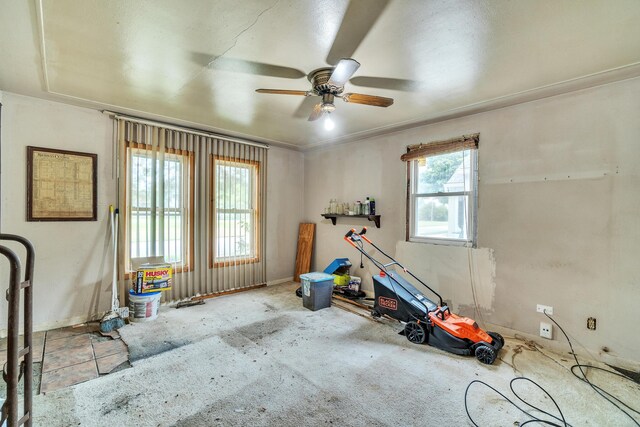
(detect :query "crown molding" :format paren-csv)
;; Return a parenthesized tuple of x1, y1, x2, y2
(301, 62, 640, 152)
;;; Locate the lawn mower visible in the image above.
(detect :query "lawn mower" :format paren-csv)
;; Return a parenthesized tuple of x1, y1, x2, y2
(344, 227, 504, 364)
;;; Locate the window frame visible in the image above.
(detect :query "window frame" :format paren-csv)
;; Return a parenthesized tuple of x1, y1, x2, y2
(407, 148, 478, 247)
(124, 142, 195, 274)
(209, 155, 261, 268)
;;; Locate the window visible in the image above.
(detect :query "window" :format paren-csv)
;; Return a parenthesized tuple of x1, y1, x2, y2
(126, 145, 194, 271)
(212, 157, 260, 267)
(408, 146, 477, 246)
(117, 119, 268, 298)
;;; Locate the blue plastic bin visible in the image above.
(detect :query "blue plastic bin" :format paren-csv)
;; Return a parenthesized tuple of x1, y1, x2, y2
(323, 258, 352, 275)
(300, 272, 334, 311)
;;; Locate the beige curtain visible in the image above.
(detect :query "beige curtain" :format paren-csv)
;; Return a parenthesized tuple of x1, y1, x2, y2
(116, 118, 267, 302)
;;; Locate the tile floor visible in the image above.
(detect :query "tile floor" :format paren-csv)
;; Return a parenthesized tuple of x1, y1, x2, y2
(0, 322, 130, 394)
(0, 330, 45, 367)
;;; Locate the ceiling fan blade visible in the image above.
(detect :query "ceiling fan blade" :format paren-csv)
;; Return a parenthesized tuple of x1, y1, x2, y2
(328, 58, 361, 87)
(191, 52, 306, 79)
(326, 0, 390, 65)
(213, 58, 306, 79)
(349, 76, 424, 92)
(294, 96, 321, 118)
(256, 89, 309, 96)
(342, 93, 394, 107)
(308, 104, 324, 121)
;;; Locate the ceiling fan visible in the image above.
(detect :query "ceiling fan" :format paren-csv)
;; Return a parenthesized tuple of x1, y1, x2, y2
(255, 58, 394, 123)
(192, 0, 422, 127)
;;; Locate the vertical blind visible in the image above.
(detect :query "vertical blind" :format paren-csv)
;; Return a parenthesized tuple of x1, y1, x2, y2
(116, 119, 267, 302)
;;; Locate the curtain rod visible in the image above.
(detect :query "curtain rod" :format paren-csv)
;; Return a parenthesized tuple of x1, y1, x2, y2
(102, 110, 270, 149)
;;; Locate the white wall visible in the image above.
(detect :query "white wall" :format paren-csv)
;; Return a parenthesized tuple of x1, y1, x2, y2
(266, 146, 305, 283)
(304, 77, 640, 368)
(0, 92, 115, 332)
(0, 92, 305, 333)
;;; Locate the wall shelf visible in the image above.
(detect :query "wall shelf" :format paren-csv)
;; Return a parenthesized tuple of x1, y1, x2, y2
(321, 214, 381, 228)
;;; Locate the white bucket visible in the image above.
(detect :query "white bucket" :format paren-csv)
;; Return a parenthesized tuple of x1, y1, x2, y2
(128, 291, 161, 322)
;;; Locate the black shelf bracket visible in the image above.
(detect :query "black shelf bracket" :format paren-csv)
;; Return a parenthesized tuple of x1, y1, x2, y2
(321, 214, 381, 228)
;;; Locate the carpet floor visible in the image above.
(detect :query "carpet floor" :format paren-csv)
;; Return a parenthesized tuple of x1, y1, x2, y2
(32, 282, 639, 426)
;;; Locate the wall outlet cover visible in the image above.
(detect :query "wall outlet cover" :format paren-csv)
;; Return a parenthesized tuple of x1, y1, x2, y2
(536, 304, 553, 315)
(540, 321, 553, 339)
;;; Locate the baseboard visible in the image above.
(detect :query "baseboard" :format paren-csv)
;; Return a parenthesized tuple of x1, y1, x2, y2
(485, 323, 640, 372)
(0, 313, 102, 339)
(267, 277, 293, 286)
(191, 283, 267, 301)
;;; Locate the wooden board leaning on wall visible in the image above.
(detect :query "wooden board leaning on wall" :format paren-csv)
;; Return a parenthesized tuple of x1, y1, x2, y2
(294, 223, 315, 282)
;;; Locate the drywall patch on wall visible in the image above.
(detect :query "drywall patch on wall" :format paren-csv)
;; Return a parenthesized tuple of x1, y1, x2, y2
(395, 241, 496, 315)
(304, 77, 640, 363)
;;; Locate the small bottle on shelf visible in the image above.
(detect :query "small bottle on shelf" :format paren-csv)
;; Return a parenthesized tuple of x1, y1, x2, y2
(330, 198, 337, 214)
(363, 198, 370, 215)
(369, 197, 376, 215)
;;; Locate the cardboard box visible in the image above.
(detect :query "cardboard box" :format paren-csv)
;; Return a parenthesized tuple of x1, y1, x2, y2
(133, 263, 173, 293)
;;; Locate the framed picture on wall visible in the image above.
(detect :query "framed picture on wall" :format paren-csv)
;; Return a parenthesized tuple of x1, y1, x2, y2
(26, 146, 97, 221)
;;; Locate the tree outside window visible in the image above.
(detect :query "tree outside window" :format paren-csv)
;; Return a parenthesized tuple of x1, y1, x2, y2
(410, 148, 476, 245)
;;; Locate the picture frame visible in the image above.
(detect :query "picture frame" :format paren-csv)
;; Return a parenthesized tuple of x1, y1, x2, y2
(26, 146, 97, 221)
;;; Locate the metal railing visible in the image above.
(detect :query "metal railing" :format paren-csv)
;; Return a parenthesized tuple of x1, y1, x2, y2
(0, 234, 35, 427)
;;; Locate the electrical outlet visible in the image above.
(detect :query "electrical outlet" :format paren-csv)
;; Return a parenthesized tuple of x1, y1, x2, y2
(540, 322, 553, 339)
(536, 304, 553, 315)
(587, 317, 597, 330)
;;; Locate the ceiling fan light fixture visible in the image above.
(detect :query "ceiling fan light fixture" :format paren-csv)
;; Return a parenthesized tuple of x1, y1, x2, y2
(324, 114, 335, 131)
(321, 103, 336, 113)
(255, 58, 395, 124)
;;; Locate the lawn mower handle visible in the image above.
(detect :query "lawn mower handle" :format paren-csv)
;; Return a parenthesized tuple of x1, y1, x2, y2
(343, 228, 445, 308)
(345, 227, 367, 238)
(344, 229, 358, 248)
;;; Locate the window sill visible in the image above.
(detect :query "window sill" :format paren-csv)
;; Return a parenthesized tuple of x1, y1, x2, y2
(212, 257, 260, 268)
(408, 236, 475, 248)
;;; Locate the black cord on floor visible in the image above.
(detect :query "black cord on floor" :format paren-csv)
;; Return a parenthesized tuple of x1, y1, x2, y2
(544, 311, 640, 426)
(569, 365, 639, 415)
(464, 377, 569, 427)
(464, 312, 640, 426)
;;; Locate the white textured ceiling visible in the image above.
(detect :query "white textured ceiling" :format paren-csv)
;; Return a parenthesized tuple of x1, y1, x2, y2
(1, 0, 640, 149)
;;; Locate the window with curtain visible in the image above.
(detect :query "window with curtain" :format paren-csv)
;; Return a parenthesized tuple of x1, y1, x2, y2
(402, 134, 479, 246)
(117, 118, 267, 301)
(126, 144, 194, 271)
(212, 157, 260, 267)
